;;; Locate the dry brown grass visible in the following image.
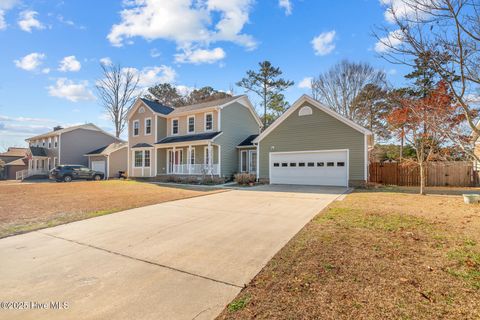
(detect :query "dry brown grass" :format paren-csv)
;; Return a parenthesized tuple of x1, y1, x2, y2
(0, 180, 219, 238)
(218, 190, 480, 320)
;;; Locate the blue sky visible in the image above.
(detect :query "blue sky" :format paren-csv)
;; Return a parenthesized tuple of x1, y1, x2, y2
(0, 0, 407, 147)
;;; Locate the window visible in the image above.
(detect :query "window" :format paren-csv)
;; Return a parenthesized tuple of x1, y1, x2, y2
(273, 163, 280, 167)
(205, 113, 213, 131)
(48, 138, 52, 149)
(249, 150, 257, 173)
(290, 163, 297, 167)
(299, 162, 305, 167)
(54, 137, 58, 148)
(240, 150, 247, 172)
(189, 147, 195, 165)
(188, 116, 195, 133)
(42, 139, 45, 147)
(54, 157, 58, 166)
(327, 162, 335, 167)
(144, 150, 151, 167)
(145, 118, 152, 135)
(281, 163, 288, 167)
(307, 162, 315, 167)
(172, 119, 179, 135)
(317, 162, 324, 167)
(134, 151, 143, 167)
(337, 162, 345, 167)
(133, 120, 139, 136)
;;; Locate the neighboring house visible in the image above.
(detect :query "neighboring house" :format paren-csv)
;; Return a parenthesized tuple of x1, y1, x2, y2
(23, 124, 121, 179)
(253, 95, 373, 187)
(85, 142, 128, 179)
(127, 95, 262, 178)
(0, 147, 28, 179)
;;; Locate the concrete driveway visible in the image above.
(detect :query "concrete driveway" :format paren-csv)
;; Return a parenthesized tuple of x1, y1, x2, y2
(0, 185, 346, 320)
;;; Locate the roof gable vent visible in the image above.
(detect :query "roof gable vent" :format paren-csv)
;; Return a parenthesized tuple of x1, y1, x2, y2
(298, 106, 313, 116)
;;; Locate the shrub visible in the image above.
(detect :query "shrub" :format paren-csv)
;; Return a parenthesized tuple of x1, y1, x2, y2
(234, 173, 256, 185)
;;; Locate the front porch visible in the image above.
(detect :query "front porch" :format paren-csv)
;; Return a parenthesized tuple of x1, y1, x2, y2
(157, 143, 220, 176)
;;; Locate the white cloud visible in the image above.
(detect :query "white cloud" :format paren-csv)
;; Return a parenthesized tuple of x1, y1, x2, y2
(374, 29, 403, 53)
(18, 10, 44, 32)
(279, 0, 292, 15)
(107, 0, 256, 63)
(48, 78, 95, 102)
(0, 10, 6, 30)
(150, 48, 161, 58)
(175, 47, 226, 64)
(176, 85, 194, 96)
(99, 57, 113, 66)
(298, 77, 312, 89)
(312, 30, 336, 56)
(14, 52, 45, 71)
(127, 65, 177, 88)
(0, 0, 20, 10)
(380, 0, 432, 23)
(58, 55, 81, 72)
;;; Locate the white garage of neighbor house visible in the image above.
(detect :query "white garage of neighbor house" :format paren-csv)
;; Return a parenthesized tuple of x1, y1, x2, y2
(85, 142, 128, 179)
(254, 95, 373, 187)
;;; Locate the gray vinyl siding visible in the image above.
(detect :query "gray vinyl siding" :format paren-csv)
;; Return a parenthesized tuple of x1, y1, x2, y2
(258, 102, 366, 182)
(215, 102, 260, 178)
(60, 128, 118, 166)
(157, 149, 167, 174)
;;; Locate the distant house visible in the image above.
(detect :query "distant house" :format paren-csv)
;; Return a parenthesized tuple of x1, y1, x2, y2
(0, 147, 28, 179)
(23, 124, 122, 179)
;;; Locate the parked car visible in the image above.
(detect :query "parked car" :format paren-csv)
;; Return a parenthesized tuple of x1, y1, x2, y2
(49, 165, 104, 182)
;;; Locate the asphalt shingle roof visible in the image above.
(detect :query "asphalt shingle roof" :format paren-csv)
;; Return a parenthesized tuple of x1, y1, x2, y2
(140, 98, 175, 115)
(169, 96, 242, 115)
(131, 143, 154, 148)
(29, 147, 48, 157)
(85, 142, 127, 155)
(237, 134, 259, 147)
(156, 132, 221, 145)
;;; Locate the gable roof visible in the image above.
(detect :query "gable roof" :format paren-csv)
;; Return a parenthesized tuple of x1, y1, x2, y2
(139, 98, 175, 115)
(85, 142, 128, 156)
(168, 96, 241, 116)
(253, 95, 372, 144)
(26, 123, 118, 141)
(4, 158, 27, 166)
(0, 147, 27, 157)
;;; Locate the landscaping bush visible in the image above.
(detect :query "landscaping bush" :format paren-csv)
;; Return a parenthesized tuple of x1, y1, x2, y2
(234, 173, 256, 185)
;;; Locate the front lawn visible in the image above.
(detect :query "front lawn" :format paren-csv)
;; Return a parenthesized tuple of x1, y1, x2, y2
(0, 180, 220, 238)
(218, 190, 480, 319)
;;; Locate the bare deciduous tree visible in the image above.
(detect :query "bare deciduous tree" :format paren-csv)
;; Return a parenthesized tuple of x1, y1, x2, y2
(375, 0, 480, 139)
(311, 60, 387, 122)
(96, 63, 139, 137)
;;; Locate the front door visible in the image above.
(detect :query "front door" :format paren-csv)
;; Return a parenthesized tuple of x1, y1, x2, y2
(168, 150, 183, 173)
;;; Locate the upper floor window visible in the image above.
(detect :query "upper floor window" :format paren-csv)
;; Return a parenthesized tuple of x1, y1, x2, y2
(172, 119, 179, 135)
(42, 139, 46, 147)
(188, 116, 195, 133)
(145, 118, 152, 135)
(54, 137, 58, 148)
(133, 120, 139, 136)
(48, 138, 52, 149)
(205, 113, 213, 131)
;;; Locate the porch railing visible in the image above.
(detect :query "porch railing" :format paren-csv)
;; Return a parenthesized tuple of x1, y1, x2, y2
(16, 169, 50, 180)
(171, 164, 219, 175)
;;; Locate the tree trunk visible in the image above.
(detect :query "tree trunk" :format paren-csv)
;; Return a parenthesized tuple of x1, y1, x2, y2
(419, 161, 426, 195)
(263, 82, 267, 128)
(399, 127, 404, 162)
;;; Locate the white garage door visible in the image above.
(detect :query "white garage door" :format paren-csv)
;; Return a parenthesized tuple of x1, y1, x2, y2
(91, 160, 106, 174)
(270, 150, 348, 186)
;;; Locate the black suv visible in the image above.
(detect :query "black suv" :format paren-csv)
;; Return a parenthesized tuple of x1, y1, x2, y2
(50, 165, 104, 182)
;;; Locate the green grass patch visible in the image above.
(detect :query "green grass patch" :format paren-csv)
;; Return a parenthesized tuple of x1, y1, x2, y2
(447, 241, 480, 289)
(227, 294, 251, 312)
(317, 206, 431, 232)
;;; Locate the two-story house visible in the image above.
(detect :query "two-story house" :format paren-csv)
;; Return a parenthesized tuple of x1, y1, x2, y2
(127, 95, 263, 179)
(24, 123, 122, 178)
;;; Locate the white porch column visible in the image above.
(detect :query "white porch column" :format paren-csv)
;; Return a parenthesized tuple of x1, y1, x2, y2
(173, 146, 176, 174)
(207, 142, 212, 174)
(188, 145, 192, 174)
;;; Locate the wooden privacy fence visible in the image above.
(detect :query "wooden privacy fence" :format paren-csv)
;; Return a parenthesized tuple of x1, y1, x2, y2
(369, 161, 479, 187)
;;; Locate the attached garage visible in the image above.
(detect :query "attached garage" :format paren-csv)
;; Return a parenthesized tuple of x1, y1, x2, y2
(254, 95, 373, 187)
(85, 142, 128, 179)
(91, 160, 106, 174)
